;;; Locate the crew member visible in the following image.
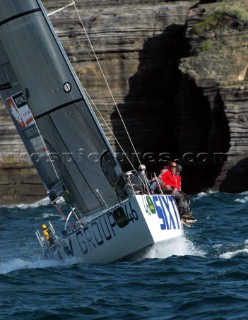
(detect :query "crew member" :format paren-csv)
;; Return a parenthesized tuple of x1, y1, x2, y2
(159, 161, 194, 221)
(137, 164, 151, 193)
(42, 224, 54, 245)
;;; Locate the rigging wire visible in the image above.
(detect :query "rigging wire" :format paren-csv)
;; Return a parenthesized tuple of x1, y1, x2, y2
(95, 189, 109, 208)
(81, 84, 136, 170)
(72, 2, 142, 167)
(47, 2, 75, 17)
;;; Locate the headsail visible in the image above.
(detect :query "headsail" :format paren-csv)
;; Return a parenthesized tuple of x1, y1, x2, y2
(0, 0, 128, 215)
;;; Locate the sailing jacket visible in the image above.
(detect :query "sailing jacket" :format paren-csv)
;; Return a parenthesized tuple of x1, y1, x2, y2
(159, 168, 181, 191)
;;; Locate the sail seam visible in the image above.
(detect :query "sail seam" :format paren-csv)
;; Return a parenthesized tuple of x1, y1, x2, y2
(34, 98, 83, 120)
(0, 9, 41, 26)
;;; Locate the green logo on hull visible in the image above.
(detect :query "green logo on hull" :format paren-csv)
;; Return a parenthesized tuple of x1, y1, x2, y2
(143, 196, 156, 215)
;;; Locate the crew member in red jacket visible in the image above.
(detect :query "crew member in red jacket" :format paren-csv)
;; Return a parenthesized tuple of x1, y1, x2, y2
(160, 162, 181, 191)
(159, 161, 192, 219)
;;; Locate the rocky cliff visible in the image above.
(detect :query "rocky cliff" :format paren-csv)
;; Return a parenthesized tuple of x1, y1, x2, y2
(1, 0, 248, 203)
(178, 0, 248, 192)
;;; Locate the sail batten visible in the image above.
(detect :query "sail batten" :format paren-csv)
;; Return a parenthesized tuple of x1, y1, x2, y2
(0, 0, 128, 215)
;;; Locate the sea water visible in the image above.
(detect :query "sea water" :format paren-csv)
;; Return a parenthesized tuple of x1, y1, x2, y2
(0, 192, 248, 320)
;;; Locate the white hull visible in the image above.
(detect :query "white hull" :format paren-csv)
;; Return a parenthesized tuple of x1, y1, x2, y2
(45, 194, 184, 264)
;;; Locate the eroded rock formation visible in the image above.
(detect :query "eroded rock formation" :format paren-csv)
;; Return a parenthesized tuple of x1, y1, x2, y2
(179, 0, 248, 193)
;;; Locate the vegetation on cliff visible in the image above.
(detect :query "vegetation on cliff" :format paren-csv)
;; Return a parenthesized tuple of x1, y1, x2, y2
(180, 1, 248, 83)
(193, 5, 248, 36)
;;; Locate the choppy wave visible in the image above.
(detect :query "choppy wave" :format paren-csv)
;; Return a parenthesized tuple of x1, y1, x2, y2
(234, 191, 248, 203)
(0, 197, 50, 210)
(220, 248, 248, 259)
(1, 192, 248, 320)
(219, 239, 248, 259)
(0, 196, 67, 210)
(0, 256, 82, 275)
(0, 258, 62, 275)
(193, 190, 217, 201)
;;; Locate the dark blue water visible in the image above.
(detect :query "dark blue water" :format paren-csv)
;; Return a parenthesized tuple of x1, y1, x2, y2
(1, 192, 248, 320)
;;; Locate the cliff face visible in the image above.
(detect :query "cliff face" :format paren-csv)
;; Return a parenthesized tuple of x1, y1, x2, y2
(178, 0, 248, 192)
(1, 0, 248, 204)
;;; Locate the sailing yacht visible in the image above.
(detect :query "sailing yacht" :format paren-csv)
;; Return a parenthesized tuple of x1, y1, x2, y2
(0, 0, 185, 263)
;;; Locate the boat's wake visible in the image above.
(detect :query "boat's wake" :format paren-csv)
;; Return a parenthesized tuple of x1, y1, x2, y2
(144, 236, 205, 259)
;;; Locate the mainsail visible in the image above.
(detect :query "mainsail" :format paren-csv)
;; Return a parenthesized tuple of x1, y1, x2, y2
(0, 0, 128, 215)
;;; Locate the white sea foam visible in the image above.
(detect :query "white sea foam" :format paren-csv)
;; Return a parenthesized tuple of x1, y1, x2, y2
(193, 190, 217, 201)
(0, 256, 82, 275)
(219, 240, 248, 259)
(233, 190, 248, 203)
(194, 192, 208, 200)
(34, 212, 60, 220)
(0, 196, 66, 210)
(145, 236, 205, 259)
(237, 191, 248, 196)
(220, 248, 248, 259)
(1, 197, 50, 209)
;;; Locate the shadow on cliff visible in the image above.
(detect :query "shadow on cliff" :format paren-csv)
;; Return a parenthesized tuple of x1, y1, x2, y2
(110, 24, 230, 194)
(111, 25, 185, 169)
(218, 157, 248, 193)
(175, 81, 230, 193)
